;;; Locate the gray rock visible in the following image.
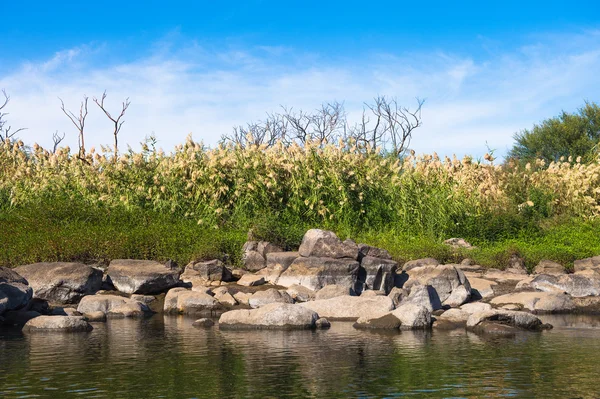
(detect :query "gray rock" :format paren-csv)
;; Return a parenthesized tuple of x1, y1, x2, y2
(358, 256, 397, 294)
(237, 274, 266, 287)
(315, 284, 356, 300)
(23, 316, 93, 332)
(468, 277, 498, 299)
(531, 274, 600, 297)
(574, 256, 600, 273)
(242, 241, 284, 272)
(299, 295, 394, 321)
(298, 229, 358, 259)
(388, 287, 409, 307)
(467, 309, 552, 333)
(490, 292, 575, 313)
(444, 238, 474, 249)
(403, 264, 471, 306)
(219, 303, 319, 330)
(315, 318, 331, 329)
(163, 288, 222, 316)
(216, 292, 238, 307)
(443, 285, 471, 308)
(402, 285, 441, 312)
(84, 311, 107, 322)
(286, 284, 315, 302)
(0, 266, 33, 314)
(13, 262, 103, 304)
(181, 259, 233, 285)
(534, 260, 566, 275)
(393, 303, 431, 329)
(277, 256, 360, 291)
(233, 291, 252, 305)
(402, 258, 439, 272)
(77, 294, 152, 317)
(248, 289, 293, 309)
(192, 318, 215, 328)
(506, 254, 528, 275)
(258, 252, 299, 284)
(107, 259, 180, 294)
(357, 244, 392, 260)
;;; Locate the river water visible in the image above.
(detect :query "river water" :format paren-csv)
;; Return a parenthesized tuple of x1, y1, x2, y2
(1, 314, 600, 398)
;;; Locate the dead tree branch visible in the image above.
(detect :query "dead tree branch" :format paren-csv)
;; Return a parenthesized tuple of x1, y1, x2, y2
(59, 95, 88, 157)
(93, 91, 131, 160)
(0, 90, 27, 142)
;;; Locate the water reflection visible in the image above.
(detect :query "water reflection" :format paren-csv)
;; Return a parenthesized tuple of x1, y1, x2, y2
(1, 314, 600, 398)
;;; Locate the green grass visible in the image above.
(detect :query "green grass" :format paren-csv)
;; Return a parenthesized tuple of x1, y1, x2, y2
(1, 201, 598, 271)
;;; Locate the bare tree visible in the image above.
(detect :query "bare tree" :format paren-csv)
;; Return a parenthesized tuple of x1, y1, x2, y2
(0, 90, 26, 142)
(59, 95, 88, 157)
(93, 91, 131, 160)
(52, 131, 66, 153)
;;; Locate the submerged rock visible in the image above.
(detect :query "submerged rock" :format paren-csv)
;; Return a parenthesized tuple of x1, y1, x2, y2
(467, 309, 552, 334)
(107, 259, 180, 295)
(192, 318, 215, 328)
(219, 303, 319, 330)
(23, 316, 93, 332)
(14, 262, 102, 304)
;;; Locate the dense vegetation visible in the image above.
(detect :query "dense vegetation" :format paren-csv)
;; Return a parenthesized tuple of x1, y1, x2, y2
(1, 135, 599, 270)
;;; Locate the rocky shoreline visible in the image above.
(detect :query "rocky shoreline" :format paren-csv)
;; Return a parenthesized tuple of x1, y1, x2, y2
(2, 229, 600, 335)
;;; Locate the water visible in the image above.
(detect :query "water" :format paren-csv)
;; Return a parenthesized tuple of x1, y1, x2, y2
(1, 315, 600, 398)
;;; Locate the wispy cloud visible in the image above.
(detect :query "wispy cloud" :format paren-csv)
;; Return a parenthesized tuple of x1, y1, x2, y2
(1, 30, 600, 158)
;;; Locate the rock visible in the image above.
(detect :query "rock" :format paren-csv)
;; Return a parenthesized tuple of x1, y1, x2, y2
(388, 287, 409, 307)
(107, 259, 181, 294)
(181, 259, 233, 285)
(23, 316, 93, 332)
(443, 238, 474, 249)
(467, 309, 552, 333)
(84, 311, 107, 322)
(393, 303, 431, 329)
(277, 257, 360, 291)
(242, 241, 283, 272)
(531, 274, 600, 297)
(26, 298, 50, 314)
(298, 229, 358, 259)
(258, 252, 299, 284)
(231, 269, 248, 279)
(77, 294, 152, 317)
(574, 256, 600, 273)
(248, 289, 293, 309)
(237, 274, 266, 287)
(469, 278, 498, 299)
(460, 302, 492, 314)
(315, 317, 331, 329)
(443, 285, 471, 308)
(515, 277, 535, 290)
(402, 285, 440, 312)
(216, 292, 238, 307)
(299, 295, 394, 321)
(13, 262, 103, 304)
(483, 269, 530, 282)
(233, 291, 252, 306)
(219, 303, 319, 330)
(501, 304, 521, 311)
(286, 285, 315, 302)
(357, 244, 392, 260)
(163, 288, 222, 316)
(360, 290, 386, 297)
(315, 285, 356, 300)
(490, 292, 575, 313)
(3, 310, 40, 325)
(0, 266, 33, 314)
(358, 256, 397, 294)
(534, 260, 566, 275)
(192, 318, 215, 328)
(403, 264, 471, 306)
(402, 258, 439, 272)
(506, 254, 528, 275)
(354, 312, 401, 329)
(433, 308, 468, 329)
(51, 307, 81, 316)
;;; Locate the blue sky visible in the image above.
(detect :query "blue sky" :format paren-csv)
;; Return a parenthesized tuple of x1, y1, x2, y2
(2, 0, 600, 157)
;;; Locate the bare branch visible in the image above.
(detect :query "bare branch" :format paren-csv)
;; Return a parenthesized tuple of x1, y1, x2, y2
(93, 91, 131, 160)
(52, 131, 66, 153)
(59, 95, 88, 156)
(0, 90, 27, 142)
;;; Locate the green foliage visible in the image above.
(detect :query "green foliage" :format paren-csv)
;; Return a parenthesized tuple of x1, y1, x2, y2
(509, 101, 600, 163)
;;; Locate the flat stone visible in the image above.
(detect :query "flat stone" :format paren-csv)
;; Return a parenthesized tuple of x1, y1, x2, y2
(107, 259, 180, 294)
(315, 284, 355, 300)
(534, 260, 566, 275)
(300, 295, 394, 321)
(23, 316, 93, 332)
(237, 274, 266, 287)
(219, 303, 319, 330)
(248, 289, 293, 309)
(490, 292, 575, 313)
(14, 262, 103, 304)
(402, 258, 439, 272)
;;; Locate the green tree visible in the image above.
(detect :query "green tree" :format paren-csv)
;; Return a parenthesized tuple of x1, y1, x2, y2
(509, 101, 600, 163)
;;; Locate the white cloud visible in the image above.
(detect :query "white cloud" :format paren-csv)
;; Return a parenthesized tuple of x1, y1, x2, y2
(1, 31, 600, 159)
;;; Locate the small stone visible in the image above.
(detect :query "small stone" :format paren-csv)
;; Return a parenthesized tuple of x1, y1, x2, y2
(192, 318, 215, 328)
(237, 274, 266, 287)
(315, 318, 331, 329)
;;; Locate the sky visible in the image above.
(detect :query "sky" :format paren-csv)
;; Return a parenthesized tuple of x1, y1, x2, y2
(2, 0, 600, 158)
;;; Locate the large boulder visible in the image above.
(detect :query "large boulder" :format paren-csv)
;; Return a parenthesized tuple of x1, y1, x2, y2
(401, 285, 441, 311)
(258, 252, 299, 284)
(402, 264, 471, 307)
(315, 284, 355, 300)
(354, 303, 431, 330)
(13, 262, 102, 304)
(107, 259, 181, 294)
(298, 229, 358, 259)
(277, 256, 360, 291)
(180, 259, 233, 285)
(219, 303, 319, 330)
(357, 256, 397, 294)
(574, 256, 600, 273)
(77, 294, 152, 317)
(533, 260, 566, 275)
(286, 285, 315, 302)
(237, 274, 266, 287)
(531, 274, 600, 297)
(433, 302, 493, 330)
(299, 295, 394, 321)
(402, 258, 439, 272)
(467, 309, 552, 334)
(357, 244, 392, 260)
(248, 289, 293, 309)
(23, 316, 93, 332)
(490, 291, 575, 313)
(163, 288, 222, 316)
(242, 241, 283, 272)
(0, 267, 33, 314)
(469, 277, 498, 299)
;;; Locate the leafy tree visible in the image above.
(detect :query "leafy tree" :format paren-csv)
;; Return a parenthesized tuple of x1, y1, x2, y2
(509, 101, 600, 163)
